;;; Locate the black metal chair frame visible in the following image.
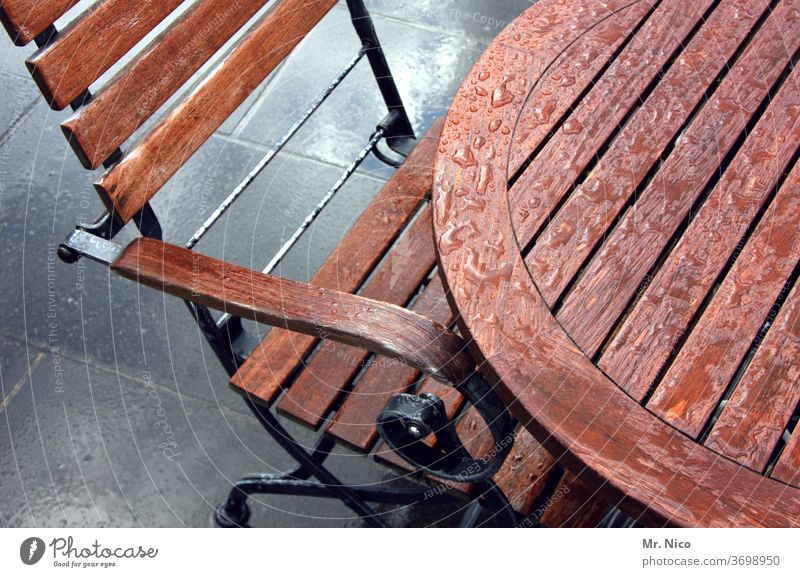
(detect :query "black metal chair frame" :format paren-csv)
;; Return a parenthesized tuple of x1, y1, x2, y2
(54, 0, 519, 528)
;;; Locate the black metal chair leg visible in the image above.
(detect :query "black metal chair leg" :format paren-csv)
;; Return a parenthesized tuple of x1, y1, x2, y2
(470, 481, 520, 528)
(241, 398, 389, 527)
(458, 499, 485, 528)
(216, 433, 336, 527)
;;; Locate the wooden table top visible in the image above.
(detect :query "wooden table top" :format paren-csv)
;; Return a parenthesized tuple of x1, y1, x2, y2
(433, 0, 800, 527)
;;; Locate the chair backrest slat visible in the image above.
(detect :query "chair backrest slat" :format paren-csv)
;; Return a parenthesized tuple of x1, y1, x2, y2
(93, 0, 337, 223)
(61, 0, 271, 169)
(27, 0, 186, 110)
(0, 0, 78, 46)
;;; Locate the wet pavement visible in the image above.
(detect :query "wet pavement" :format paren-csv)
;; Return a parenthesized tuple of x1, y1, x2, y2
(0, 1, 536, 527)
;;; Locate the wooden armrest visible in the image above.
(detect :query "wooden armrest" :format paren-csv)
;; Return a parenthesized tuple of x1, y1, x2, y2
(111, 238, 473, 387)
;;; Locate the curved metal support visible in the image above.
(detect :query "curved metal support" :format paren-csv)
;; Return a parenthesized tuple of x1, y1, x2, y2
(377, 373, 515, 483)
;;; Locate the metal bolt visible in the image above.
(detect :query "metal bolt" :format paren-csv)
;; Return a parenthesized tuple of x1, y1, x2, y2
(407, 425, 422, 438)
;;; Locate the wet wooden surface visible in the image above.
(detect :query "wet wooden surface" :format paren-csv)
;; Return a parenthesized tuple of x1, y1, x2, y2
(433, 0, 800, 526)
(62, 0, 272, 169)
(95, 0, 337, 222)
(112, 236, 474, 389)
(0, 0, 78, 45)
(26, 0, 184, 110)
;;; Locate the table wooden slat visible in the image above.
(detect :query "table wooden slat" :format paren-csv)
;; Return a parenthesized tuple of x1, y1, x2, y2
(277, 205, 437, 428)
(434, 0, 800, 526)
(557, 2, 800, 357)
(506, 0, 653, 177)
(705, 282, 800, 471)
(648, 160, 800, 437)
(509, 0, 714, 252)
(526, 0, 770, 308)
(772, 431, 800, 488)
(600, 61, 800, 399)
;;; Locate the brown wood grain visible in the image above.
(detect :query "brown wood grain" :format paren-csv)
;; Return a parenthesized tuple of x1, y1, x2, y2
(112, 237, 474, 388)
(600, 60, 800, 400)
(772, 431, 800, 488)
(26, 0, 185, 110)
(537, 472, 609, 528)
(557, 2, 800, 357)
(94, 0, 338, 222)
(491, 428, 556, 516)
(326, 274, 456, 450)
(648, 161, 800, 437)
(506, 0, 653, 177)
(277, 204, 437, 428)
(509, 0, 714, 252)
(376, 424, 557, 517)
(231, 120, 442, 405)
(704, 282, 800, 471)
(0, 0, 78, 45)
(526, 0, 769, 308)
(433, 0, 800, 526)
(63, 0, 318, 172)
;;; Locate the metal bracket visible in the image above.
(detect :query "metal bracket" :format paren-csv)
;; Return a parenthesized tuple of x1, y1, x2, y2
(57, 229, 124, 265)
(377, 373, 515, 483)
(373, 110, 417, 166)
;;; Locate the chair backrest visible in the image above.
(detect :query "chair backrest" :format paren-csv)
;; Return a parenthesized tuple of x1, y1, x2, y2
(3, 0, 338, 224)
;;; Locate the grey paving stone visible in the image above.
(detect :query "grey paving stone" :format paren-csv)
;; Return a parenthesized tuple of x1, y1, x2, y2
(235, 5, 486, 170)
(0, 341, 467, 527)
(0, 72, 39, 144)
(368, 0, 537, 41)
(0, 29, 35, 79)
(0, 343, 345, 526)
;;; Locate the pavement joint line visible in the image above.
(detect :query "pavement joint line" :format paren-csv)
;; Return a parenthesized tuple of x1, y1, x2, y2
(0, 351, 45, 414)
(0, 93, 39, 147)
(211, 132, 391, 183)
(368, 10, 494, 41)
(0, 332, 256, 423)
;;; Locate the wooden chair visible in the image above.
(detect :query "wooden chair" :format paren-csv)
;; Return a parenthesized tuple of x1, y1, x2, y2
(0, 0, 616, 527)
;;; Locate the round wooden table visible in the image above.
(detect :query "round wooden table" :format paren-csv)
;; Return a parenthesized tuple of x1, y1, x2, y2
(433, 0, 800, 527)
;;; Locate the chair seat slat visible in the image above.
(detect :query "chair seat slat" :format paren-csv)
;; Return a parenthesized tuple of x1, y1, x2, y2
(277, 204, 437, 429)
(325, 274, 455, 451)
(230, 120, 442, 405)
